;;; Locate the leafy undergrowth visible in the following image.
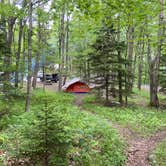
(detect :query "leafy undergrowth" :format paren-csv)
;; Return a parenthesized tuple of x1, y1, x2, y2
(0, 90, 126, 166)
(83, 95, 166, 137)
(150, 140, 166, 166)
(129, 88, 166, 108)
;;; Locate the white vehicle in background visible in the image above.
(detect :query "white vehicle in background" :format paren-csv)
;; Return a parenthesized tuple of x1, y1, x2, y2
(37, 71, 43, 79)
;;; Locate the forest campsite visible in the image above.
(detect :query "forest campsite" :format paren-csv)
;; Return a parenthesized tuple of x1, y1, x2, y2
(0, 0, 166, 166)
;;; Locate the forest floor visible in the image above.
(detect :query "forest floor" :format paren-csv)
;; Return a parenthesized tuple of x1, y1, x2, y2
(74, 93, 166, 166)
(36, 82, 58, 91)
(36, 82, 166, 165)
(1, 82, 165, 165)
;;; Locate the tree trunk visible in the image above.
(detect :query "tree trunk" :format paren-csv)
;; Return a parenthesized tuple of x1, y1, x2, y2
(25, 0, 33, 112)
(63, 5, 69, 86)
(138, 30, 145, 90)
(87, 60, 90, 82)
(58, 5, 65, 91)
(15, 19, 23, 88)
(20, 20, 27, 88)
(105, 74, 109, 103)
(138, 56, 143, 90)
(149, 0, 165, 107)
(32, 14, 41, 89)
(117, 16, 123, 104)
(125, 51, 128, 105)
(127, 25, 134, 91)
(15, 0, 26, 88)
(6, 17, 16, 75)
(3, 15, 16, 93)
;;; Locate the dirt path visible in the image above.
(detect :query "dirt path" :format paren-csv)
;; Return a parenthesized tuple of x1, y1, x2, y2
(115, 124, 166, 166)
(74, 94, 166, 166)
(74, 93, 87, 107)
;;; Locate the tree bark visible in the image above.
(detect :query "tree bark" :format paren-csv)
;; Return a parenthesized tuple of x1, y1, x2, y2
(58, 5, 65, 91)
(63, 5, 69, 86)
(3, 10, 16, 93)
(25, 0, 33, 112)
(32, 12, 41, 89)
(117, 16, 123, 104)
(20, 20, 27, 88)
(127, 25, 134, 91)
(15, 19, 23, 88)
(149, 0, 165, 107)
(138, 29, 145, 90)
(105, 74, 109, 103)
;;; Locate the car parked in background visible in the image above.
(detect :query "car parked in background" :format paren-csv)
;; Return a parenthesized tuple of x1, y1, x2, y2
(40, 73, 59, 84)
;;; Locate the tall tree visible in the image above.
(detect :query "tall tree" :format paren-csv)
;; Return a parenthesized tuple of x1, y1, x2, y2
(58, 4, 65, 91)
(149, 0, 165, 107)
(25, 0, 33, 112)
(32, 6, 42, 89)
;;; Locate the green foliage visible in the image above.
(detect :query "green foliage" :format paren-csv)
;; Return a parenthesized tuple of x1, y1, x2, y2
(0, 93, 26, 130)
(131, 88, 166, 107)
(0, 3, 19, 18)
(89, 22, 130, 103)
(83, 95, 166, 136)
(150, 140, 166, 166)
(0, 91, 126, 165)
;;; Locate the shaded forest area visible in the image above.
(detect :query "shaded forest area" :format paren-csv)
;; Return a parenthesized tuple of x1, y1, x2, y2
(0, 0, 166, 166)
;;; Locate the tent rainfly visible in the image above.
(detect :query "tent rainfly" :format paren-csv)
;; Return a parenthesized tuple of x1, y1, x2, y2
(62, 78, 90, 93)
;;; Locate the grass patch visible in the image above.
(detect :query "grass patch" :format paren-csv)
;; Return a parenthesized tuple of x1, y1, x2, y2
(129, 88, 166, 107)
(83, 95, 166, 136)
(150, 140, 166, 166)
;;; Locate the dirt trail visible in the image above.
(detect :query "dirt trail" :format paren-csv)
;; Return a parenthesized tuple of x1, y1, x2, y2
(114, 124, 166, 166)
(74, 94, 166, 166)
(74, 93, 87, 107)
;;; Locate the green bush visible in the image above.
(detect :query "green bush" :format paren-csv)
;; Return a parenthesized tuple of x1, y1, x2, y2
(0, 91, 126, 166)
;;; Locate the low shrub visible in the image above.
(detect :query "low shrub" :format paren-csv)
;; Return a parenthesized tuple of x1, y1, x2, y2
(0, 91, 126, 166)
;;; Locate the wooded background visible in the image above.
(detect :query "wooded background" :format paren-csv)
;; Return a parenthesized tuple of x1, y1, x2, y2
(0, 0, 166, 110)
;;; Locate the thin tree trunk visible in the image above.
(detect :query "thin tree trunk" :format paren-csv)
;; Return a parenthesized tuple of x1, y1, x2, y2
(61, 5, 65, 86)
(58, 5, 65, 91)
(15, 19, 23, 88)
(138, 56, 143, 90)
(25, 0, 33, 112)
(63, 5, 69, 86)
(58, 13, 62, 91)
(42, 64, 46, 92)
(32, 14, 41, 89)
(127, 25, 134, 91)
(7, 17, 16, 72)
(125, 50, 128, 105)
(21, 20, 27, 88)
(105, 74, 109, 103)
(87, 60, 90, 82)
(117, 16, 123, 104)
(138, 29, 145, 90)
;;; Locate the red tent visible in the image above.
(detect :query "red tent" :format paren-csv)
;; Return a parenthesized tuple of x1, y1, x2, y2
(62, 78, 90, 93)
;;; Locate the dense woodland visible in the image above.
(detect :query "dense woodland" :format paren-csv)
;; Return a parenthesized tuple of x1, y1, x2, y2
(0, 0, 166, 166)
